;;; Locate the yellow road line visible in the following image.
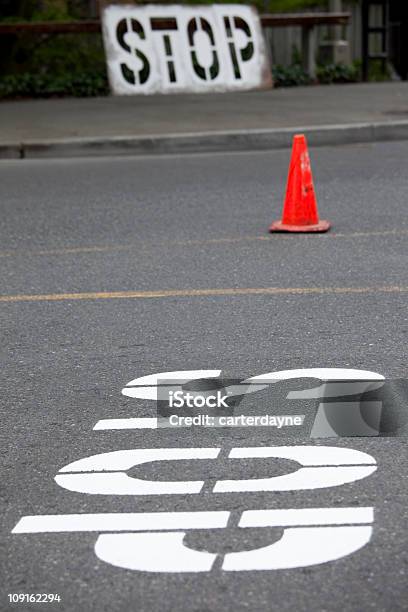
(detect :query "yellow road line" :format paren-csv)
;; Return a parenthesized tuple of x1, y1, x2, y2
(1, 286, 408, 304)
(0, 229, 407, 259)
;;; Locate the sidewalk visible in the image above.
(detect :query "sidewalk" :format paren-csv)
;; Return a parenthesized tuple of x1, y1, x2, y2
(1, 82, 408, 158)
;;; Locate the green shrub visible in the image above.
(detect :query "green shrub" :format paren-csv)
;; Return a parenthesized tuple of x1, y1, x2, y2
(272, 64, 312, 87)
(0, 71, 109, 99)
(1, 32, 106, 77)
(272, 61, 361, 89)
(0, 60, 362, 98)
(316, 62, 360, 84)
(367, 59, 391, 82)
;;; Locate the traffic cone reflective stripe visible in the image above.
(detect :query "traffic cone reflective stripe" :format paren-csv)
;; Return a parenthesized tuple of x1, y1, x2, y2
(269, 134, 331, 233)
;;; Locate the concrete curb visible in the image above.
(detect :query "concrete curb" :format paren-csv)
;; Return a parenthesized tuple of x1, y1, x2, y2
(2, 120, 408, 159)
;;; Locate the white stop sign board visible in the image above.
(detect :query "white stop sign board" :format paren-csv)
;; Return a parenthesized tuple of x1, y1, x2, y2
(101, 3, 273, 95)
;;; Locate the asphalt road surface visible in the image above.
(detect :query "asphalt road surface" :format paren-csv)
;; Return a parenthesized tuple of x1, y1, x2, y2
(1, 141, 408, 612)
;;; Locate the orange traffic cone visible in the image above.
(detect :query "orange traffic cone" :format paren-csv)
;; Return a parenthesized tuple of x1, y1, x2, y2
(269, 134, 331, 233)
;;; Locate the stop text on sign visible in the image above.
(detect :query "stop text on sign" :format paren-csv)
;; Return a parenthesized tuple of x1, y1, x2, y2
(101, 3, 272, 95)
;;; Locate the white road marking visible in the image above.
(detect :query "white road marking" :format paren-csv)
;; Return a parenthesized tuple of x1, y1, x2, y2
(226, 446, 376, 465)
(239, 507, 374, 527)
(11, 367, 384, 573)
(13, 507, 373, 573)
(56, 447, 220, 496)
(213, 466, 377, 493)
(93, 418, 158, 430)
(58, 447, 220, 472)
(95, 532, 216, 573)
(122, 370, 222, 399)
(54, 446, 377, 495)
(55, 472, 207, 495)
(247, 368, 385, 385)
(12, 511, 230, 533)
(214, 446, 376, 493)
(223, 526, 373, 571)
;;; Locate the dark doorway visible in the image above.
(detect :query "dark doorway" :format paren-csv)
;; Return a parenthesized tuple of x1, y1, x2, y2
(362, 0, 408, 81)
(362, 0, 388, 80)
(389, 1, 408, 79)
